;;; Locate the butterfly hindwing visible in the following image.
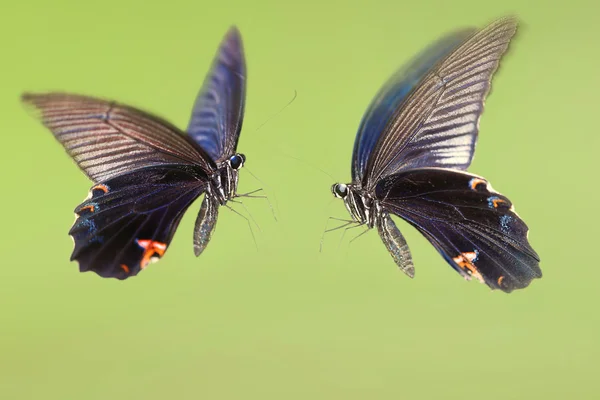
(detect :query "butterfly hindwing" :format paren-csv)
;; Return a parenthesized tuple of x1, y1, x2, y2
(374, 168, 541, 292)
(187, 27, 246, 164)
(69, 166, 207, 279)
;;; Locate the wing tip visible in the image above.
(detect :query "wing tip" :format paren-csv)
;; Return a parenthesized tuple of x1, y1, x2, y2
(21, 92, 59, 104)
(21, 92, 48, 120)
(74, 257, 139, 280)
(223, 25, 243, 50)
(212, 25, 245, 69)
(21, 92, 103, 116)
(491, 15, 519, 27)
(488, 15, 519, 38)
(226, 25, 242, 38)
(21, 92, 36, 103)
(20, 92, 45, 110)
(498, 277, 542, 293)
(495, 263, 542, 293)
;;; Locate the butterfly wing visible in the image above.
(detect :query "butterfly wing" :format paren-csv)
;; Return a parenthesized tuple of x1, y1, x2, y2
(69, 166, 207, 279)
(186, 27, 246, 164)
(22, 93, 216, 182)
(351, 29, 475, 183)
(362, 17, 517, 188)
(375, 168, 541, 292)
(22, 93, 219, 277)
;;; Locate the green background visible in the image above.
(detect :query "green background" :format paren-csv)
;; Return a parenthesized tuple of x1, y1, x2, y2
(1, 0, 598, 398)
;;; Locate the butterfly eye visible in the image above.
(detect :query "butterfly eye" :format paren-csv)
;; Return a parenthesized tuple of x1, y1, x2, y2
(229, 153, 245, 170)
(332, 183, 348, 198)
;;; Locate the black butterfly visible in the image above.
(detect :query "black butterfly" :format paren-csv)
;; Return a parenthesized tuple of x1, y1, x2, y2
(330, 17, 541, 292)
(22, 27, 248, 279)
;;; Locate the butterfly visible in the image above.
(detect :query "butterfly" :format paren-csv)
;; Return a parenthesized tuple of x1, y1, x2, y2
(330, 17, 541, 292)
(22, 27, 248, 279)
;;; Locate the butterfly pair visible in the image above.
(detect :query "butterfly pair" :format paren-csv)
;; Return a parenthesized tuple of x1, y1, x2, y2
(23, 17, 541, 292)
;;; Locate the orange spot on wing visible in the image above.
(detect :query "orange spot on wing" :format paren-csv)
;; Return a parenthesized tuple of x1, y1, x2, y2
(453, 252, 484, 283)
(79, 205, 95, 213)
(136, 239, 167, 269)
(498, 276, 504, 286)
(492, 198, 508, 208)
(120, 264, 130, 274)
(469, 178, 486, 191)
(92, 184, 109, 193)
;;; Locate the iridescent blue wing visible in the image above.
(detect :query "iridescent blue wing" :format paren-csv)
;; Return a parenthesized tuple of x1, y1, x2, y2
(351, 29, 475, 183)
(22, 93, 215, 182)
(375, 168, 541, 292)
(187, 27, 246, 164)
(363, 17, 517, 189)
(69, 166, 207, 279)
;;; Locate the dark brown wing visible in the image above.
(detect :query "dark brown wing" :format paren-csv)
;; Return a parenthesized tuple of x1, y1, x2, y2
(22, 93, 216, 182)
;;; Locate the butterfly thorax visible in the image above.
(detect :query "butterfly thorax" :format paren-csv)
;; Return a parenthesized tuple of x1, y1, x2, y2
(332, 183, 380, 228)
(209, 153, 246, 205)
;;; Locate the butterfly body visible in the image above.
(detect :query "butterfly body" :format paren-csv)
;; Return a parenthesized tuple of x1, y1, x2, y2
(332, 183, 375, 228)
(331, 17, 541, 292)
(23, 27, 249, 279)
(208, 153, 246, 206)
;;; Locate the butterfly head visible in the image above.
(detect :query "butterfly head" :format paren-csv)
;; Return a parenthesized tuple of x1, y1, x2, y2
(211, 153, 246, 205)
(229, 153, 246, 170)
(331, 183, 349, 199)
(331, 183, 375, 227)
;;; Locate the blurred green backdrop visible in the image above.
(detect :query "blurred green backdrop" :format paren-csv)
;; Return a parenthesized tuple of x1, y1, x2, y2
(1, 0, 598, 399)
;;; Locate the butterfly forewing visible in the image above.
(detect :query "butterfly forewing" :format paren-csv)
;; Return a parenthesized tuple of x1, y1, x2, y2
(363, 17, 518, 188)
(22, 93, 216, 182)
(375, 168, 541, 292)
(187, 27, 246, 164)
(352, 29, 475, 183)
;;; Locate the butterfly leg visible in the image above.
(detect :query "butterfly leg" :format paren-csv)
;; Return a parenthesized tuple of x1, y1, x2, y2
(337, 223, 366, 250)
(235, 188, 278, 221)
(319, 216, 360, 252)
(224, 203, 258, 250)
(229, 198, 262, 233)
(242, 168, 280, 220)
(348, 226, 371, 244)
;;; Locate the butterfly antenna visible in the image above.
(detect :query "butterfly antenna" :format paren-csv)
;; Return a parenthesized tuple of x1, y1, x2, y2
(224, 203, 259, 251)
(254, 89, 298, 132)
(242, 167, 279, 220)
